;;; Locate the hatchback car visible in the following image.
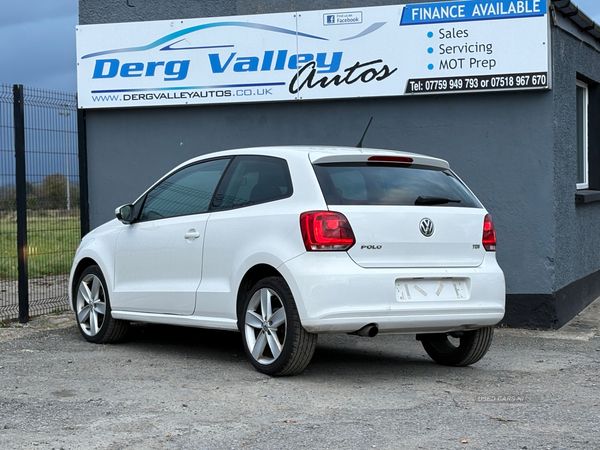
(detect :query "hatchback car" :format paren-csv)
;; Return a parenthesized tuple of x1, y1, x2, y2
(70, 146, 505, 375)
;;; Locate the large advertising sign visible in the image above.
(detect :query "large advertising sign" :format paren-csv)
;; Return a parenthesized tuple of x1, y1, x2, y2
(76, 0, 550, 108)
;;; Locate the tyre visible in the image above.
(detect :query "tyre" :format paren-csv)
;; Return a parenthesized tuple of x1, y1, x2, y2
(420, 326, 494, 366)
(241, 277, 317, 376)
(74, 265, 129, 344)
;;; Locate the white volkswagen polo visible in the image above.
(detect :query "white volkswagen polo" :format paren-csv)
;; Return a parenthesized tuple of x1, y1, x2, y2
(70, 146, 505, 375)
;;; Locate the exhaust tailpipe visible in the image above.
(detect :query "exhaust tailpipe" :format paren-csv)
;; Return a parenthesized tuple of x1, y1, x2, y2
(351, 324, 379, 337)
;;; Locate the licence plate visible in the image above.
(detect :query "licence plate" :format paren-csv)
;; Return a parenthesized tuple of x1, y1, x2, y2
(395, 278, 469, 301)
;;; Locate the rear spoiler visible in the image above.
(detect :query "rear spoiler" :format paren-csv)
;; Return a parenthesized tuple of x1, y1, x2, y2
(309, 152, 450, 170)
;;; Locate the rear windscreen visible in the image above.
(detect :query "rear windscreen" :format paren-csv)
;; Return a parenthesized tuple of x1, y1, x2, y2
(313, 163, 481, 207)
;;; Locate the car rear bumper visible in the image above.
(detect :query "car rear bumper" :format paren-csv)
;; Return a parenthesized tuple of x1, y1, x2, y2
(279, 252, 505, 334)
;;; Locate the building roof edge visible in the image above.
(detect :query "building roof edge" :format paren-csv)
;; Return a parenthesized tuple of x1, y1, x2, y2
(551, 0, 600, 41)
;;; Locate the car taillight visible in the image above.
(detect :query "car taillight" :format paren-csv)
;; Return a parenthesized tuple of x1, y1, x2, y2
(482, 214, 496, 252)
(300, 211, 355, 251)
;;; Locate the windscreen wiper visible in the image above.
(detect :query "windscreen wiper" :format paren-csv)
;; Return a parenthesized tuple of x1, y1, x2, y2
(414, 196, 462, 205)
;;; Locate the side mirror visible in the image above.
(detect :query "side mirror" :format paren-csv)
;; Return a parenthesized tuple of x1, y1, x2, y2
(115, 204, 134, 224)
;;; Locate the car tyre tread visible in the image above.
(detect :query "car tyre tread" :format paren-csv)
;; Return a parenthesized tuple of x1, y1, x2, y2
(99, 312, 129, 344)
(422, 326, 494, 366)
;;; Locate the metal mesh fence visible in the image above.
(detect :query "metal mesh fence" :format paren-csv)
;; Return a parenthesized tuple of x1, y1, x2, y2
(0, 85, 18, 318)
(0, 84, 80, 321)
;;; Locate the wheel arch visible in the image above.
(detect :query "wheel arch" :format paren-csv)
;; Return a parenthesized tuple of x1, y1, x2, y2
(236, 264, 283, 331)
(71, 257, 99, 308)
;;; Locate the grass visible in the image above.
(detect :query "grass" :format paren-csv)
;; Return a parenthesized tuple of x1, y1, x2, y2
(0, 213, 80, 280)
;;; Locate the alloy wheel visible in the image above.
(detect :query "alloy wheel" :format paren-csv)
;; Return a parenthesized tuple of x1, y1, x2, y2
(76, 273, 107, 336)
(244, 287, 287, 365)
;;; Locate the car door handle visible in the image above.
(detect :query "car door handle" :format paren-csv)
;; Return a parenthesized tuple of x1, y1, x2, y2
(184, 230, 200, 240)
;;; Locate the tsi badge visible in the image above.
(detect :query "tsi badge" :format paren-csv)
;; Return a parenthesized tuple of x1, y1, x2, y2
(419, 218, 435, 237)
(323, 12, 363, 25)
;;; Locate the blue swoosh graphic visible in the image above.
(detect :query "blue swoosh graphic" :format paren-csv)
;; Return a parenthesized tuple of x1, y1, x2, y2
(160, 39, 234, 51)
(82, 22, 327, 59)
(340, 22, 386, 41)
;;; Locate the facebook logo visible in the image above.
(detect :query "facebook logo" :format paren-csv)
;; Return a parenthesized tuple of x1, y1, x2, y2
(326, 15, 335, 24)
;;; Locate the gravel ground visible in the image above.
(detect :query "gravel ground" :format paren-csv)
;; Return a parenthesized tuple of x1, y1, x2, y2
(0, 303, 599, 450)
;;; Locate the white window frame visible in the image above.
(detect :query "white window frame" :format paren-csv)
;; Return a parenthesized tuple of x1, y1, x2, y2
(576, 80, 589, 190)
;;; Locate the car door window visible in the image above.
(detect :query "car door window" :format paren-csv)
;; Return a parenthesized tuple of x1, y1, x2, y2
(213, 156, 292, 210)
(140, 158, 230, 221)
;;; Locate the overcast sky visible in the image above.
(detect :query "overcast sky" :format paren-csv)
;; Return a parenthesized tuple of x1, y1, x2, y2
(0, 0, 599, 94)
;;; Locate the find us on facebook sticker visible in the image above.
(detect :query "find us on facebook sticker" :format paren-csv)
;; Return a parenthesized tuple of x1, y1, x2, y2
(323, 12, 363, 25)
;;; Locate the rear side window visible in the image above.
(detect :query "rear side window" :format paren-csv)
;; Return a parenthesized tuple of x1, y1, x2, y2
(313, 163, 481, 208)
(212, 155, 292, 210)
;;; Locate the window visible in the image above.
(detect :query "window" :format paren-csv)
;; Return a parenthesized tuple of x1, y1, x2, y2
(140, 158, 230, 221)
(212, 156, 292, 210)
(313, 163, 481, 208)
(577, 81, 589, 190)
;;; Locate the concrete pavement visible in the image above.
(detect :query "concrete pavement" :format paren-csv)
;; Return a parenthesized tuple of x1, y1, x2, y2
(0, 299, 598, 449)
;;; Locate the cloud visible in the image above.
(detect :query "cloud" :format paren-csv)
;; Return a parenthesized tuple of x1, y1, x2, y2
(0, 0, 76, 28)
(0, 10, 77, 92)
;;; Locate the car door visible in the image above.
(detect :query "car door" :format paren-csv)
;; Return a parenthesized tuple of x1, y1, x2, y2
(112, 157, 231, 315)
(196, 155, 295, 319)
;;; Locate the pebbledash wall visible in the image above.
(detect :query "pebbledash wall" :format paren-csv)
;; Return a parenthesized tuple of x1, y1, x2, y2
(78, 0, 600, 328)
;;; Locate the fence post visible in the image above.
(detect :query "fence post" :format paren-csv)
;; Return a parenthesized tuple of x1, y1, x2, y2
(13, 84, 28, 323)
(77, 108, 90, 237)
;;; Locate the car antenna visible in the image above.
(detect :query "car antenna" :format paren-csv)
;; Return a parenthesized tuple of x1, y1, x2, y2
(356, 117, 373, 148)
